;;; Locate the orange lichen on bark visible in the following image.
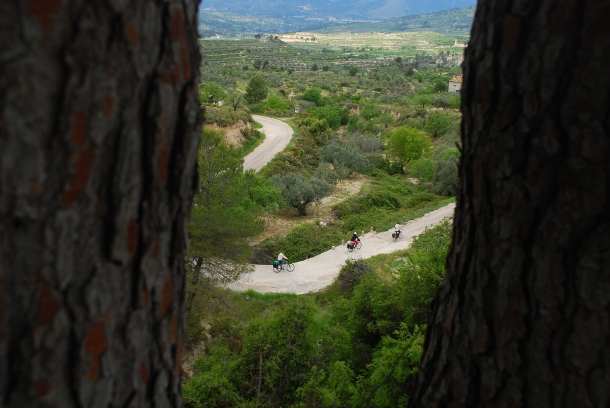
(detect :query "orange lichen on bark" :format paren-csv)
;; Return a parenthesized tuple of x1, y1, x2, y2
(36, 378, 56, 398)
(172, 63, 181, 85)
(61, 148, 95, 206)
(83, 321, 108, 381)
(126, 219, 138, 256)
(171, 9, 184, 42)
(160, 72, 171, 84)
(139, 361, 150, 382)
(151, 239, 160, 258)
(124, 21, 138, 47)
(170, 313, 177, 342)
(143, 289, 150, 306)
(160, 277, 173, 318)
(38, 284, 59, 328)
(174, 337, 183, 378)
(158, 134, 170, 183)
(171, 9, 191, 81)
(27, 0, 61, 37)
(72, 112, 87, 147)
(503, 15, 521, 50)
(180, 41, 191, 81)
(103, 96, 115, 118)
(31, 180, 40, 195)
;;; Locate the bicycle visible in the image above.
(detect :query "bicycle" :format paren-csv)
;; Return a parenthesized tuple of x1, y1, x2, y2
(392, 230, 401, 242)
(347, 239, 362, 252)
(273, 261, 295, 273)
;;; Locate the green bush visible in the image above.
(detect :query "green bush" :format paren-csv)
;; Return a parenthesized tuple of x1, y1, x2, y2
(266, 95, 292, 110)
(204, 106, 251, 127)
(404, 191, 437, 208)
(259, 222, 346, 263)
(308, 105, 349, 130)
(360, 104, 383, 120)
(183, 221, 454, 408)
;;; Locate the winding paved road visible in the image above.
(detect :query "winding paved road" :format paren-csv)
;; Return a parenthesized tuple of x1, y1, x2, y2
(228, 203, 456, 294)
(243, 115, 294, 171)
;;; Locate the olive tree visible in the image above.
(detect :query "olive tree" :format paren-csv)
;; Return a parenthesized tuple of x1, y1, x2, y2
(319, 143, 369, 178)
(271, 173, 331, 216)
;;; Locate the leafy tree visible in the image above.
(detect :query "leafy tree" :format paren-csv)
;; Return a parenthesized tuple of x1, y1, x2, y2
(424, 111, 451, 137)
(265, 95, 291, 110)
(199, 81, 226, 105)
(187, 130, 264, 318)
(308, 106, 348, 130)
(432, 79, 448, 93)
(302, 87, 323, 106)
(410, 157, 435, 183)
(225, 90, 246, 111)
(360, 104, 383, 120)
(413, 94, 433, 108)
(347, 66, 359, 76)
(358, 325, 424, 408)
(432, 149, 459, 196)
(311, 63, 319, 71)
(386, 127, 432, 171)
(271, 173, 331, 215)
(245, 74, 268, 103)
(319, 143, 369, 178)
(361, 136, 382, 155)
(239, 300, 316, 406)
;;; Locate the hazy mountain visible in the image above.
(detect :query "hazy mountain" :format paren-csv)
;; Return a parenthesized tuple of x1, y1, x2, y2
(200, 0, 476, 21)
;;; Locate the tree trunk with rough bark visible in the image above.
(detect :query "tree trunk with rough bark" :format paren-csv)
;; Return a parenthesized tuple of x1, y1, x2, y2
(411, 1, 610, 407)
(0, 0, 201, 406)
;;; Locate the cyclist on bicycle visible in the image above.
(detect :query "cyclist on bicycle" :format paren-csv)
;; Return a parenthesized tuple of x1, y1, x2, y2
(349, 232, 360, 249)
(277, 250, 288, 268)
(394, 221, 401, 239)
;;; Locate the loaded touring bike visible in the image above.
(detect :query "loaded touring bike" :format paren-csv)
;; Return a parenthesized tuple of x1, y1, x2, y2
(347, 239, 362, 252)
(273, 260, 295, 272)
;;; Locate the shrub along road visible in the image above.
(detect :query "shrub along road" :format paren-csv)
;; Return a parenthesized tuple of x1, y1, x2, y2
(228, 202, 456, 294)
(243, 115, 294, 171)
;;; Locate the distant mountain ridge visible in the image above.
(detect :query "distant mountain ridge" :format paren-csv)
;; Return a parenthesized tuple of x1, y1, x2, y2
(199, 5, 476, 38)
(200, 0, 476, 21)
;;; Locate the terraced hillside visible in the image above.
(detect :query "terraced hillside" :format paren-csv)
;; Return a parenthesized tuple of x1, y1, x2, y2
(201, 33, 465, 71)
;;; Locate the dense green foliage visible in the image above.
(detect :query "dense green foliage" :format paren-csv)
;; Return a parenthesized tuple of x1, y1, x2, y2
(186, 130, 283, 336)
(386, 127, 432, 169)
(245, 74, 268, 103)
(183, 220, 453, 407)
(199, 81, 226, 105)
(186, 36, 464, 406)
(271, 173, 332, 216)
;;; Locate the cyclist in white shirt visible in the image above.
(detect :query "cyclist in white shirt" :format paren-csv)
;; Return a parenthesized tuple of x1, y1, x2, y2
(394, 221, 402, 239)
(277, 251, 288, 267)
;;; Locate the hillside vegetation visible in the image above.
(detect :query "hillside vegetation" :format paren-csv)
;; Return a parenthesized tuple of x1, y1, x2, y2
(184, 220, 453, 407)
(185, 30, 465, 405)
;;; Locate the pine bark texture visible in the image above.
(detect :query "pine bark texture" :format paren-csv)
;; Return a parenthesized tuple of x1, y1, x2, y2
(0, 0, 201, 406)
(412, 1, 610, 407)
